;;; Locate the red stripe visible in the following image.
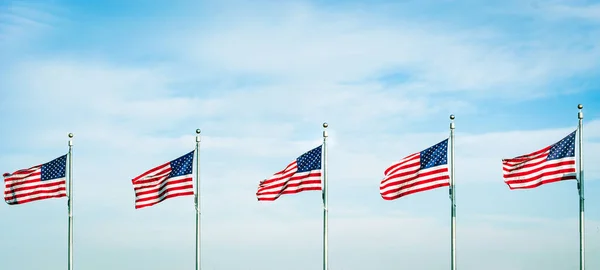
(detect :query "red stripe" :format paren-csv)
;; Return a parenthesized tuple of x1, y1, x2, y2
(380, 166, 448, 190)
(135, 180, 194, 202)
(4, 172, 42, 188)
(382, 155, 419, 179)
(256, 169, 322, 200)
(132, 162, 170, 183)
(380, 164, 420, 187)
(258, 162, 297, 186)
(256, 179, 322, 196)
(134, 177, 192, 194)
(136, 184, 194, 203)
(502, 146, 550, 164)
(505, 168, 577, 186)
(4, 180, 64, 195)
(502, 154, 553, 173)
(256, 172, 321, 193)
(504, 160, 575, 179)
(505, 174, 577, 190)
(382, 182, 450, 200)
(5, 186, 67, 204)
(6, 192, 67, 205)
(381, 174, 450, 196)
(5, 185, 66, 200)
(135, 191, 195, 209)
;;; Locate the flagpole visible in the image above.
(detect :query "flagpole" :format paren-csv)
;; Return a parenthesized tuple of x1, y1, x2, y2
(67, 133, 74, 270)
(449, 115, 456, 270)
(322, 122, 329, 270)
(195, 129, 201, 270)
(577, 104, 585, 270)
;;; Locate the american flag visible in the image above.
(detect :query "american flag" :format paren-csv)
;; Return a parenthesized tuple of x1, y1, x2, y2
(132, 151, 195, 209)
(502, 130, 576, 189)
(256, 145, 322, 201)
(3, 154, 68, 205)
(380, 139, 450, 200)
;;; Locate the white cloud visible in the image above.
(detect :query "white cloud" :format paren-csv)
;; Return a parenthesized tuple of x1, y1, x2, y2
(0, 1, 62, 46)
(4, 58, 599, 196)
(2, 1, 600, 270)
(542, 2, 600, 22)
(164, 1, 600, 98)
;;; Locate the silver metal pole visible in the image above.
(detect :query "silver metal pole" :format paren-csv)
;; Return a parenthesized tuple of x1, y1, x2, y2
(322, 122, 329, 270)
(195, 129, 201, 270)
(67, 133, 74, 270)
(577, 104, 585, 270)
(449, 115, 456, 270)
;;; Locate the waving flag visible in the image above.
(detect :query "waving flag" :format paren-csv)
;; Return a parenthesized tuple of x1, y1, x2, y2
(380, 139, 450, 200)
(502, 130, 576, 189)
(132, 151, 195, 209)
(4, 154, 68, 205)
(257, 145, 322, 201)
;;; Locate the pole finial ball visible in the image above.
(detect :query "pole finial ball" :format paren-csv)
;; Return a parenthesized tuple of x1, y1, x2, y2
(450, 114, 455, 120)
(323, 122, 328, 128)
(196, 129, 201, 134)
(578, 104, 583, 110)
(68, 133, 74, 138)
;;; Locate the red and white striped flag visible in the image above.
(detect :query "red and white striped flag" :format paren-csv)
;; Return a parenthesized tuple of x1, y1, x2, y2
(380, 139, 450, 200)
(3, 154, 68, 205)
(502, 130, 577, 189)
(256, 145, 322, 201)
(132, 151, 195, 209)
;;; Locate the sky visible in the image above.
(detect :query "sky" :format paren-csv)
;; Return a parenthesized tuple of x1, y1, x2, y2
(1, 0, 600, 269)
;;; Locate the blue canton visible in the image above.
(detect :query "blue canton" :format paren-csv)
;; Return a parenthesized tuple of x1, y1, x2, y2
(41, 154, 67, 181)
(420, 139, 448, 169)
(169, 151, 194, 178)
(296, 145, 322, 172)
(547, 130, 576, 160)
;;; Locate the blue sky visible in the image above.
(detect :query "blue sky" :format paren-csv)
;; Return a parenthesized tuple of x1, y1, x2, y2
(1, 0, 600, 269)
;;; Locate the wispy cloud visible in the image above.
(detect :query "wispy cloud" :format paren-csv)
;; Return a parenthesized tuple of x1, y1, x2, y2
(1, 1, 599, 270)
(542, 1, 600, 22)
(159, 1, 600, 100)
(0, 1, 61, 45)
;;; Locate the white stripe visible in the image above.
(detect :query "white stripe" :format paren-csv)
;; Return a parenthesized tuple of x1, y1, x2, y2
(5, 178, 66, 193)
(256, 171, 320, 194)
(268, 162, 297, 179)
(383, 158, 420, 181)
(5, 186, 66, 202)
(381, 178, 449, 199)
(506, 172, 577, 188)
(259, 164, 300, 188)
(503, 160, 575, 182)
(5, 177, 65, 192)
(256, 184, 322, 200)
(259, 167, 320, 190)
(382, 162, 421, 186)
(256, 180, 321, 196)
(4, 173, 44, 186)
(135, 176, 193, 200)
(257, 183, 322, 199)
(502, 149, 549, 166)
(135, 163, 171, 179)
(133, 172, 190, 191)
(502, 151, 550, 171)
(135, 187, 194, 207)
(380, 165, 449, 193)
